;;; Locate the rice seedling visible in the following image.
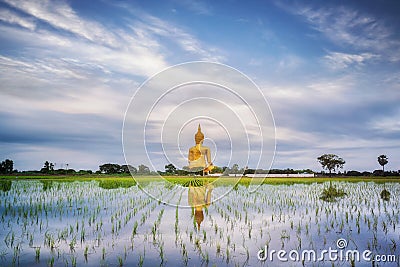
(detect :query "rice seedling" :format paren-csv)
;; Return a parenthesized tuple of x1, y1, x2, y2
(117, 256, 123, 266)
(48, 256, 55, 267)
(138, 254, 144, 267)
(159, 245, 165, 265)
(83, 245, 89, 262)
(35, 247, 40, 262)
(216, 242, 221, 254)
(102, 247, 106, 261)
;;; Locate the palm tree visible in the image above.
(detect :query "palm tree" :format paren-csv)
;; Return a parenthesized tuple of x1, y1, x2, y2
(377, 155, 388, 175)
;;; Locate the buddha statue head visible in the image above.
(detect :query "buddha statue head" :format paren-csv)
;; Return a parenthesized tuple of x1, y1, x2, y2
(195, 124, 204, 144)
(194, 209, 204, 230)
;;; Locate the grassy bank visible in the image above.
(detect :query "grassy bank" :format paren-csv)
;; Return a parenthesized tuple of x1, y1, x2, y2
(1, 175, 399, 185)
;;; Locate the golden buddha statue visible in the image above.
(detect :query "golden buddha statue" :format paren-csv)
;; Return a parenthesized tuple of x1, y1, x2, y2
(188, 124, 214, 175)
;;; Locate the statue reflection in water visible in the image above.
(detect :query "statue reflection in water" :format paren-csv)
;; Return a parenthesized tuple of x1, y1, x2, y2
(188, 183, 214, 231)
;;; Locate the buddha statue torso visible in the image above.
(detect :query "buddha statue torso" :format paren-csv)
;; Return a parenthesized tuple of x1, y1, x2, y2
(188, 144, 210, 169)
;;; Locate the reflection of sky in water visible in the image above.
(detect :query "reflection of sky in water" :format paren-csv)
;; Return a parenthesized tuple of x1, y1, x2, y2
(0, 181, 399, 266)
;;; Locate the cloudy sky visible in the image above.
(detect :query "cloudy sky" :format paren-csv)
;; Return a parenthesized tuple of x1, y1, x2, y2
(0, 0, 399, 172)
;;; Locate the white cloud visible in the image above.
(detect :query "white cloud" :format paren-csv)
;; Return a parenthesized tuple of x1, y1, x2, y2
(298, 6, 387, 48)
(324, 51, 378, 69)
(306, 75, 354, 98)
(369, 113, 400, 134)
(248, 58, 263, 66)
(0, 0, 225, 111)
(1, 0, 223, 78)
(275, 126, 317, 144)
(0, 7, 36, 30)
(264, 75, 355, 103)
(0, 54, 137, 120)
(0, 25, 168, 79)
(130, 12, 225, 62)
(277, 54, 303, 70)
(3, 0, 118, 46)
(0, 0, 226, 170)
(288, 5, 400, 62)
(9, 144, 121, 171)
(172, 0, 212, 15)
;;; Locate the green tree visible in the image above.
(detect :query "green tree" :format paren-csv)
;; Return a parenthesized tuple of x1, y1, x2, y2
(0, 159, 14, 174)
(317, 154, 345, 177)
(210, 165, 223, 174)
(231, 163, 240, 174)
(99, 163, 121, 174)
(176, 169, 188, 176)
(137, 164, 150, 175)
(121, 164, 137, 174)
(165, 163, 177, 174)
(41, 161, 54, 174)
(377, 155, 388, 175)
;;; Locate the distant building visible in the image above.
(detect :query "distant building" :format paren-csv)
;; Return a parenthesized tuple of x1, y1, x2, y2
(241, 173, 315, 178)
(208, 173, 223, 177)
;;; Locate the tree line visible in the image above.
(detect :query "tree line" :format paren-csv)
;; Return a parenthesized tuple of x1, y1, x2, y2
(0, 154, 398, 176)
(317, 154, 397, 177)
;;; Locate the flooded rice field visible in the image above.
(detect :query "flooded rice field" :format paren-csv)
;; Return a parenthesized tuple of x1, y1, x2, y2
(1, 180, 399, 266)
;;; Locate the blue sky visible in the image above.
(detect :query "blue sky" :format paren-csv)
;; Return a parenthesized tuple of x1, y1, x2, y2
(0, 0, 399, 172)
